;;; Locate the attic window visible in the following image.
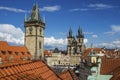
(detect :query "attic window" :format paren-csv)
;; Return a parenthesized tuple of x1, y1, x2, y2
(27, 52, 30, 54)
(21, 52, 25, 55)
(15, 52, 18, 55)
(8, 51, 12, 54)
(1, 51, 6, 55)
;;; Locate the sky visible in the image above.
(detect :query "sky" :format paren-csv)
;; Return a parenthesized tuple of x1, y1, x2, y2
(0, 0, 120, 50)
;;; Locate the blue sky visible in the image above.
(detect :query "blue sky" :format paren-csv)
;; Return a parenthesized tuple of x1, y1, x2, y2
(0, 0, 120, 50)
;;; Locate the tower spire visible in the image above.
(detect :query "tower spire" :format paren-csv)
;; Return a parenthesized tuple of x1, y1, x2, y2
(68, 27, 73, 38)
(29, 2, 40, 21)
(77, 26, 84, 38)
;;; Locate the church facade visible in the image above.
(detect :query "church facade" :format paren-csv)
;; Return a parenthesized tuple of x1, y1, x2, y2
(67, 27, 85, 65)
(24, 3, 45, 60)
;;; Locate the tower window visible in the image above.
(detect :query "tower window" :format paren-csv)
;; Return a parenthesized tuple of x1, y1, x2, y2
(39, 41, 41, 49)
(29, 27, 33, 34)
(40, 28, 42, 35)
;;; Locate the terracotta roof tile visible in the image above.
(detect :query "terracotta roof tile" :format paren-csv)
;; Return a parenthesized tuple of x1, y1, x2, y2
(0, 60, 62, 80)
(60, 68, 79, 80)
(100, 58, 120, 74)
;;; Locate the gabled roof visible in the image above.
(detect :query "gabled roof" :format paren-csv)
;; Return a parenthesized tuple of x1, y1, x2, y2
(60, 68, 79, 80)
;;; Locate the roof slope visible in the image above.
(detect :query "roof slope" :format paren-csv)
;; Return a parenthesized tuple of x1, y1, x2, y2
(100, 58, 120, 75)
(0, 60, 62, 80)
(60, 68, 79, 80)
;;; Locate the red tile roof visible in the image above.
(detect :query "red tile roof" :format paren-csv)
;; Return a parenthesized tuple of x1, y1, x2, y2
(0, 41, 32, 62)
(44, 50, 52, 56)
(100, 58, 120, 75)
(0, 60, 62, 80)
(110, 67, 120, 80)
(60, 68, 79, 80)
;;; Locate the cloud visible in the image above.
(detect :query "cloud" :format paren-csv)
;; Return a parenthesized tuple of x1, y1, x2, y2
(70, 8, 89, 12)
(0, 6, 27, 13)
(44, 36, 67, 50)
(0, 24, 24, 45)
(44, 36, 88, 50)
(70, 3, 114, 12)
(88, 3, 113, 9)
(95, 39, 120, 48)
(92, 35, 98, 38)
(84, 38, 88, 44)
(40, 5, 60, 12)
(104, 25, 120, 35)
(84, 32, 93, 35)
(111, 25, 120, 32)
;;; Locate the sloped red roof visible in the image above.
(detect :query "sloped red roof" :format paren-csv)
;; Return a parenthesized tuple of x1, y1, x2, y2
(100, 58, 120, 75)
(60, 68, 79, 80)
(44, 50, 52, 56)
(0, 41, 32, 62)
(82, 48, 102, 60)
(0, 60, 62, 80)
(110, 67, 120, 80)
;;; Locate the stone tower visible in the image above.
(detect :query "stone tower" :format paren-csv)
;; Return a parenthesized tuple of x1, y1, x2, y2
(67, 27, 74, 55)
(76, 27, 84, 53)
(67, 27, 84, 55)
(24, 3, 45, 60)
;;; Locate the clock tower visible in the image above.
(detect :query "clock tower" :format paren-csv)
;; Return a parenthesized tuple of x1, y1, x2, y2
(24, 3, 45, 60)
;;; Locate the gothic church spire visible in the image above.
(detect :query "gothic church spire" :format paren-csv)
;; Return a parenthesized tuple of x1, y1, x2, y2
(29, 2, 40, 21)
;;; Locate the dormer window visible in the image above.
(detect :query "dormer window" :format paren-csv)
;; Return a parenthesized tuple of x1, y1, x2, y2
(1, 51, 6, 55)
(27, 52, 30, 54)
(21, 52, 25, 55)
(8, 51, 12, 54)
(15, 52, 18, 55)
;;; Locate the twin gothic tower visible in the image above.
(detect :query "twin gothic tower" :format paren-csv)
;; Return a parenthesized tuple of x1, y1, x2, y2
(67, 27, 85, 55)
(24, 3, 45, 60)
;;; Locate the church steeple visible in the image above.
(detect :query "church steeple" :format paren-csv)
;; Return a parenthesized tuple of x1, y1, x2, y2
(77, 26, 84, 38)
(29, 2, 40, 21)
(68, 27, 73, 38)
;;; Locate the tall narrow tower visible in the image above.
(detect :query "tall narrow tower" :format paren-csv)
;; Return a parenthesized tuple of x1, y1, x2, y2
(67, 27, 74, 55)
(24, 3, 45, 60)
(76, 27, 84, 53)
